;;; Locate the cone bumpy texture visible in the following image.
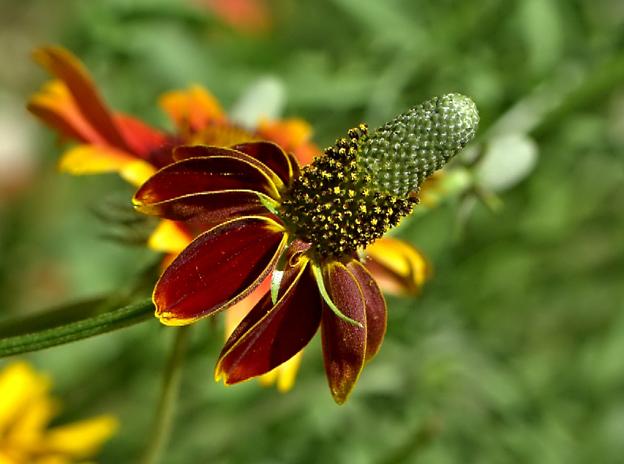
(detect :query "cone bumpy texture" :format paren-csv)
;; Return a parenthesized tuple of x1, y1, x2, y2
(357, 93, 479, 197)
(282, 128, 417, 258)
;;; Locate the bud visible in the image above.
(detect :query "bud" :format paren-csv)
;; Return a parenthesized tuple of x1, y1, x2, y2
(357, 93, 479, 197)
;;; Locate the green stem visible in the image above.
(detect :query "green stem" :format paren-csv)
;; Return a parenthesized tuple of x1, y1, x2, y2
(141, 326, 191, 464)
(0, 299, 154, 357)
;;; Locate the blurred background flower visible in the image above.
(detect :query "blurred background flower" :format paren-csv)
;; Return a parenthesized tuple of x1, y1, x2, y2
(0, 0, 623, 462)
(0, 361, 117, 463)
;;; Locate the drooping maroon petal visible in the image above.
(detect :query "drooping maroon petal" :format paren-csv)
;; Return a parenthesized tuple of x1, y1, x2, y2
(346, 260, 387, 361)
(232, 142, 294, 185)
(133, 154, 281, 216)
(154, 216, 287, 325)
(321, 261, 367, 404)
(216, 259, 322, 384)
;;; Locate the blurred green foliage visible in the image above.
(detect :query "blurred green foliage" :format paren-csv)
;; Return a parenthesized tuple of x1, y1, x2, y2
(1, 0, 623, 462)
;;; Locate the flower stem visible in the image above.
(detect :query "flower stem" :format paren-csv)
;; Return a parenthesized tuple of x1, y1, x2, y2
(0, 298, 154, 357)
(141, 326, 191, 464)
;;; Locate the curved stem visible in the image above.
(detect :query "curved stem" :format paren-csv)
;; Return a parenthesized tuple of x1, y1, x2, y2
(0, 298, 154, 357)
(141, 326, 191, 464)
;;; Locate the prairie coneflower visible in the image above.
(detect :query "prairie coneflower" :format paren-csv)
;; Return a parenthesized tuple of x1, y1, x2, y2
(133, 94, 479, 403)
(28, 46, 435, 393)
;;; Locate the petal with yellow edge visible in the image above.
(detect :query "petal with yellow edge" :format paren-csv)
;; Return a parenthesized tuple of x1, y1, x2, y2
(321, 261, 367, 404)
(364, 237, 429, 295)
(232, 141, 296, 186)
(154, 216, 288, 326)
(223, 278, 304, 393)
(347, 260, 387, 361)
(133, 151, 282, 222)
(216, 260, 321, 385)
(171, 145, 285, 191)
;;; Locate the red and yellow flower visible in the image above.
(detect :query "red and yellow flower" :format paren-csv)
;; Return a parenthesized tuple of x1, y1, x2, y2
(27, 47, 474, 402)
(28, 48, 429, 294)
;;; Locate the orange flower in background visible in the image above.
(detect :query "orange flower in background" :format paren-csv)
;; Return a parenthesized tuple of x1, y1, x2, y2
(199, 0, 271, 34)
(0, 361, 117, 463)
(27, 46, 316, 188)
(28, 45, 433, 395)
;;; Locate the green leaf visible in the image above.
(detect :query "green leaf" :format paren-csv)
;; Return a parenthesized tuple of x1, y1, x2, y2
(0, 298, 154, 357)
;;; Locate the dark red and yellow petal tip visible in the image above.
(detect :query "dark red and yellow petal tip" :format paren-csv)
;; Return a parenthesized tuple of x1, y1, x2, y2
(215, 254, 321, 385)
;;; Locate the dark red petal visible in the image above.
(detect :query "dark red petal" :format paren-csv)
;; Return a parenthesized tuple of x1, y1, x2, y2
(287, 152, 302, 179)
(216, 260, 322, 384)
(154, 216, 287, 325)
(173, 145, 285, 188)
(346, 260, 387, 361)
(135, 190, 267, 224)
(33, 46, 131, 152)
(232, 142, 294, 185)
(321, 262, 367, 404)
(133, 155, 280, 213)
(173, 145, 247, 162)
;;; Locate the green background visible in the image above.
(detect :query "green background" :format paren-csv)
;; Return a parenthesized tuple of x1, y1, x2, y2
(1, 0, 623, 462)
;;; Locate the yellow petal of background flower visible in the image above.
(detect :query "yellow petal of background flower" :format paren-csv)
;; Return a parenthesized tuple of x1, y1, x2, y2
(58, 145, 155, 186)
(0, 362, 50, 436)
(41, 416, 118, 459)
(147, 220, 193, 254)
(8, 395, 58, 450)
(258, 351, 303, 393)
(119, 159, 157, 187)
(365, 237, 429, 295)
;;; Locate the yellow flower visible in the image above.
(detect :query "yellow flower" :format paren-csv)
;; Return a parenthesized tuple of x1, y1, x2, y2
(0, 362, 117, 464)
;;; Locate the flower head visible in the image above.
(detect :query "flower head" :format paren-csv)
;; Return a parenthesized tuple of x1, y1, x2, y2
(27, 45, 463, 397)
(133, 94, 479, 403)
(0, 361, 117, 463)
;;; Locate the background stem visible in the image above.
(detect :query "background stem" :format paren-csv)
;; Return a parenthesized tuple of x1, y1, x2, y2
(141, 326, 191, 464)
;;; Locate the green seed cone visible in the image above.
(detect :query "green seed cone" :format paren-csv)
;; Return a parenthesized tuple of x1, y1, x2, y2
(357, 93, 479, 197)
